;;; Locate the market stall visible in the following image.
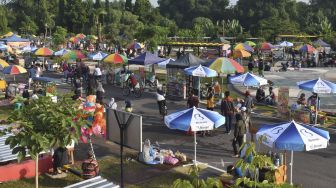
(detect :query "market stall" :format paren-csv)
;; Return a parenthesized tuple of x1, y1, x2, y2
(166, 53, 206, 98)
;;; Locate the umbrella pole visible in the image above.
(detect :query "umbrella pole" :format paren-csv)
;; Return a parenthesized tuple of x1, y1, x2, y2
(194, 131, 197, 166)
(198, 77, 201, 99)
(290, 150, 293, 185)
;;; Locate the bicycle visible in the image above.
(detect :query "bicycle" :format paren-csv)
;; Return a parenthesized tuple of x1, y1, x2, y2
(122, 83, 143, 98)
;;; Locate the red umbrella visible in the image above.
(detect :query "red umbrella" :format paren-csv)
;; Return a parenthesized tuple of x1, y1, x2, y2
(260, 42, 274, 51)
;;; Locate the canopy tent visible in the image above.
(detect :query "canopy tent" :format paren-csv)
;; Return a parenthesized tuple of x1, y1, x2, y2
(313, 39, 330, 47)
(128, 52, 166, 66)
(88, 51, 108, 61)
(0, 34, 30, 48)
(166, 53, 206, 69)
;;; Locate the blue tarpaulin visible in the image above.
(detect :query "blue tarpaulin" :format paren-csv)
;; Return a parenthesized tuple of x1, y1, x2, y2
(128, 52, 166, 66)
(0, 34, 29, 42)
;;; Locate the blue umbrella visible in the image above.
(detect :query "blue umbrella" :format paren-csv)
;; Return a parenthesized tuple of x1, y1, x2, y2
(256, 120, 329, 184)
(88, 51, 108, 61)
(165, 106, 225, 165)
(229, 72, 268, 88)
(54, 49, 69, 56)
(21, 45, 37, 53)
(297, 78, 336, 94)
(297, 78, 336, 124)
(184, 65, 217, 98)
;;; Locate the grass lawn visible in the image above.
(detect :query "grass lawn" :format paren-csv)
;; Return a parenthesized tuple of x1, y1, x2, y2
(0, 155, 198, 188)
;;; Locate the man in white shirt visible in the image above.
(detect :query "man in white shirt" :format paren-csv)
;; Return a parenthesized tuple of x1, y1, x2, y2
(94, 65, 102, 83)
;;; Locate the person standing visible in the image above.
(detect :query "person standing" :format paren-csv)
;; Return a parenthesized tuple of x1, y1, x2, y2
(221, 91, 235, 134)
(187, 90, 199, 108)
(243, 90, 254, 141)
(258, 59, 264, 77)
(96, 83, 105, 104)
(232, 113, 246, 157)
(248, 60, 254, 73)
(93, 64, 102, 84)
(206, 87, 215, 111)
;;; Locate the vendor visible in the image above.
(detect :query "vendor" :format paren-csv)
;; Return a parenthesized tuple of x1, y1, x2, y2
(307, 92, 320, 111)
(256, 86, 265, 103)
(297, 93, 306, 106)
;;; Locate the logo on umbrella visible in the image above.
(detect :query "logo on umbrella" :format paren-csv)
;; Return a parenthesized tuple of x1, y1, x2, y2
(300, 129, 313, 137)
(271, 127, 284, 134)
(194, 114, 205, 120)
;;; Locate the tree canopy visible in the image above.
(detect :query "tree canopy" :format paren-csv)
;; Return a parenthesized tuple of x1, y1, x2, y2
(0, 0, 335, 46)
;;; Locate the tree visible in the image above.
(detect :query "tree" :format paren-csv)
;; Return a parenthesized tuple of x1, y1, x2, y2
(104, 0, 111, 24)
(125, 0, 132, 11)
(133, 0, 151, 22)
(0, 6, 8, 34)
(56, 0, 66, 27)
(52, 26, 67, 46)
(192, 17, 215, 37)
(18, 14, 38, 35)
(5, 96, 88, 188)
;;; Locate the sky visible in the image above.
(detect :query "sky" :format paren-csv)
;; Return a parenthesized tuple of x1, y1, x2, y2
(147, 0, 310, 7)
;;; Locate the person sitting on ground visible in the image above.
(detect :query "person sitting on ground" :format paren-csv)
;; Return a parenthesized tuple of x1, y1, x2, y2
(297, 93, 306, 106)
(31, 90, 39, 100)
(140, 139, 158, 163)
(256, 86, 265, 103)
(22, 88, 30, 99)
(265, 87, 276, 105)
(232, 113, 246, 158)
(82, 150, 99, 179)
(107, 97, 117, 110)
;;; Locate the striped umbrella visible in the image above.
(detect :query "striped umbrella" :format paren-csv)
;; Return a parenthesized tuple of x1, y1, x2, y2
(102, 53, 128, 64)
(300, 44, 316, 54)
(234, 43, 254, 52)
(0, 59, 9, 70)
(63, 50, 85, 60)
(260, 42, 275, 51)
(206, 57, 244, 74)
(233, 49, 251, 58)
(3, 65, 27, 81)
(75, 33, 86, 39)
(34, 47, 54, 57)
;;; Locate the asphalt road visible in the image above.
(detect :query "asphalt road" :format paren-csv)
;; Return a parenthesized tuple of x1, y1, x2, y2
(12, 71, 335, 187)
(104, 84, 336, 188)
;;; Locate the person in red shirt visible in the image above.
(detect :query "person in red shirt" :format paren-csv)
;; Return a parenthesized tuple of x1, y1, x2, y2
(127, 73, 138, 90)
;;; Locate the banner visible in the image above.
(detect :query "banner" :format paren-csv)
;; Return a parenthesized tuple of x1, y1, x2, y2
(277, 87, 290, 120)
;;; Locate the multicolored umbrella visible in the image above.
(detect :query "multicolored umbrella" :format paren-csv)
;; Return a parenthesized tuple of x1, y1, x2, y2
(63, 50, 86, 60)
(260, 42, 274, 51)
(3, 65, 27, 75)
(69, 37, 81, 43)
(3, 65, 27, 81)
(206, 57, 244, 74)
(234, 43, 254, 52)
(244, 41, 256, 47)
(300, 44, 316, 54)
(102, 53, 128, 64)
(0, 59, 9, 70)
(128, 42, 144, 49)
(75, 33, 86, 39)
(233, 49, 251, 58)
(34, 47, 54, 57)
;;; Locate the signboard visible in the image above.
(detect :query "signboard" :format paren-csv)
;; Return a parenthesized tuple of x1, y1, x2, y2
(277, 87, 290, 120)
(106, 109, 143, 152)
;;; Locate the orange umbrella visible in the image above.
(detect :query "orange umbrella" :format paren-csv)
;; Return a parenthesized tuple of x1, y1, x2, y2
(233, 49, 251, 58)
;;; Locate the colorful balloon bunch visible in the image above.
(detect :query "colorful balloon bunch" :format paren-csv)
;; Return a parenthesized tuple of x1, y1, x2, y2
(79, 95, 107, 143)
